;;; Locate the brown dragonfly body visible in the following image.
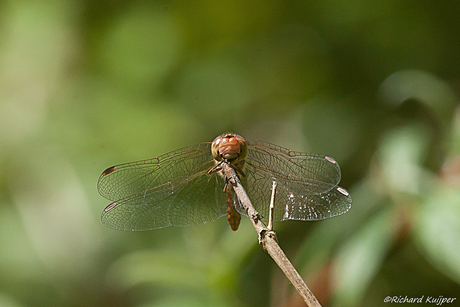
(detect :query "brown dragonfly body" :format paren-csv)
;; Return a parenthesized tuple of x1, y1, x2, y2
(207, 133, 247, 230)
(98, 133, 351, 231)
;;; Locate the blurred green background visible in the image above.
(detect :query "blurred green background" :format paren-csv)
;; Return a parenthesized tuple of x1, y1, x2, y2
(1, 0, 459, 306)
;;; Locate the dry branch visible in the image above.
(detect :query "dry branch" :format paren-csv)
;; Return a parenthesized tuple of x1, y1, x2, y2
(222, 163, 322, 307)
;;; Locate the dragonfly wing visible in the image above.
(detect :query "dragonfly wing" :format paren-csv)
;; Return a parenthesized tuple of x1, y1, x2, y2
(98, 143, 213, 201)
(276, 182, 352, 221)
(242, 142, 351, 223)
(241, 170, 351, 223)
(101, 182, 175, 230)
(246, 141, 341, 194)
(101, 171, 228, 231)
(167, 172, 228, 227)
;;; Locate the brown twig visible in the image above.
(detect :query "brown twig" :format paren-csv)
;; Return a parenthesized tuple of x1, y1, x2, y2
(222, 163, 322, 307)
(267, 181, 277, 231)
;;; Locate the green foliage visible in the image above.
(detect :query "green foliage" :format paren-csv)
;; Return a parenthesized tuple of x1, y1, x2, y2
(0, 0, 459, 306)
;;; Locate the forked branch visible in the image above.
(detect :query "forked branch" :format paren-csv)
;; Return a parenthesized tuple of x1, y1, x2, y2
(222, 163, 322, 307)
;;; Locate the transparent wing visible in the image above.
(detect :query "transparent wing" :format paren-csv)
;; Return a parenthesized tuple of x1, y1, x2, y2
(241, 141, 351, 222)
(98, 143, 228, 230)
(242, 172, 351, 222)
(98, 143, 212, 201)
(246, 140, 342, 194)
(101, 173, 228, 230)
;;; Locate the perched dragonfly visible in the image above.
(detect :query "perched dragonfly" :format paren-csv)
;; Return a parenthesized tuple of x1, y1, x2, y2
(98, 133, 352, 231)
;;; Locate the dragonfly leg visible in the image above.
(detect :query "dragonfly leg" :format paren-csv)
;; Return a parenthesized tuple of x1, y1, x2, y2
(207, 161, 223, 175)
(232, 160, 246, 177)
(208, 159, 245, 178)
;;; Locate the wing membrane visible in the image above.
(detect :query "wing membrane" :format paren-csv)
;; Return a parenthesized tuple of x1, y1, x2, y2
(241, 167, 351, 223)
(246, 141, 341, 194)
(101, 173, 228, 231)
(242, 142, 351, 222)
(98, 142, 230, 230)
(98, 143, 213, 201)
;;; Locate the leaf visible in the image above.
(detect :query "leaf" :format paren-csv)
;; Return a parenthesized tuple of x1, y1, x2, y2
(295, 179, 385, 274)
(414, 186, 460, 284)
(331, 208, 395, 307)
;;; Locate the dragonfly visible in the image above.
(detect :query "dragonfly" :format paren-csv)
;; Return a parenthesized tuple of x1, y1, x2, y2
(98, 133, 352, 231)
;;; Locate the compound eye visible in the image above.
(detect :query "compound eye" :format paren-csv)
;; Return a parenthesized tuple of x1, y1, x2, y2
(211, 135, 223, 161)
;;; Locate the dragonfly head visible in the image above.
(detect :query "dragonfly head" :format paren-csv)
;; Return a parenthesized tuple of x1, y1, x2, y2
(212, 133, 247, 163)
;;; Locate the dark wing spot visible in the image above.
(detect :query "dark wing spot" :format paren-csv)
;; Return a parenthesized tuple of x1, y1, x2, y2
(104, 202, 118, 212)
(102, 166, 116, 176)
